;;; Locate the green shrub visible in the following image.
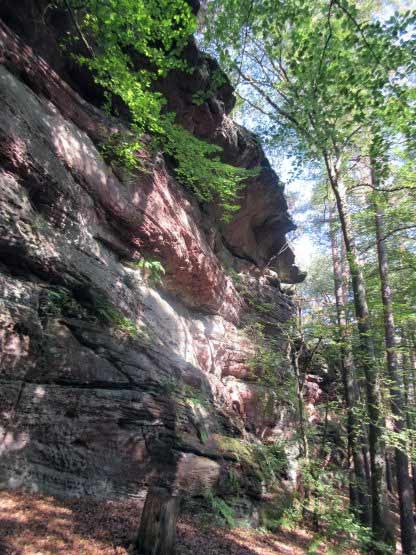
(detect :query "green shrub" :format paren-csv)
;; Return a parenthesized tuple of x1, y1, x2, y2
(280, 463, 372, 553)
(93, 301, 138, 337)
(206, 491, 236, 527)
(253, 442, 288, 483)
(44, 287, 84, 319)
(99, 135, 144, 174)
(162, 118, 258, 220)
(130, 258, 166, 284)
(223, 467, 242, 496)
(46, 288, 71, 314)
(243, 322, 296, 406)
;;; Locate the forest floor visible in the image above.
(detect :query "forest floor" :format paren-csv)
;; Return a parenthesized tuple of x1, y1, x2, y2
(0, 489, 361, 555)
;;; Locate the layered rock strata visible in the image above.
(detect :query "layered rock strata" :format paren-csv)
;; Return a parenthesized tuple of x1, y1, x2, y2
(0, 9, 302, 508)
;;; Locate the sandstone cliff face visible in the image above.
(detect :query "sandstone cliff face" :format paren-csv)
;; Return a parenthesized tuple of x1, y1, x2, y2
(0, 9, 302, 508)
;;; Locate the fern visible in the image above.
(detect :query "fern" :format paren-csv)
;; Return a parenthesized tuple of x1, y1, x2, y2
(207, 492, 236, 527)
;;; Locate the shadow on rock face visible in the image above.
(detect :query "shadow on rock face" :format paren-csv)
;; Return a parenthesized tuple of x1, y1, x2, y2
(0, 18, 300, 534)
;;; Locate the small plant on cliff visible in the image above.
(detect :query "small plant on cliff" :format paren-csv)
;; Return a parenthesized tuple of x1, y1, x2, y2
(244, 322, 285, 385)
(191, 68, 228, 106)
(45, 288, 71, 315)
(181, 384, 210, 408)
(224, 467, 241, 495)
(162, 117, 258, 219)
(253, 442, 288, 484)
(42, 287, 86, 320)
(63, 0, 257, 220)
(94, 301, 138, 337)
(99, 134, 144, 175)
(105, 312, 137, 337)
(129, 258, 166, 284)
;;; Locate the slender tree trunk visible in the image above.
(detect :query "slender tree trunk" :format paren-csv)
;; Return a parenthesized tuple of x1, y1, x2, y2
(385, 452, 393, 494)
(372, 182, 416, 555)
(341, 225, 373, 504)
(410, 340, 416, 406)
(402, 344, 416, 509)
(292, 302, 310, 462)
(291, 301, 314, 523)
(133, 487, 180, 555)
(329, 203, 370, 525)
(324, 152, 392, 552)
(409, 336, 416, 508)
(363, 445, 372, 494)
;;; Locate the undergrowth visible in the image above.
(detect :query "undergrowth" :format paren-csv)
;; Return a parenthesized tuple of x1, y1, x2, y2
(279, 462, 374, 554)
(206, 491, 236, 528)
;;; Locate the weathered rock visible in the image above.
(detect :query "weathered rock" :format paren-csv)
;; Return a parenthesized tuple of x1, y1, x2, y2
(0, 7, 304, 283)
(0, 16, 302, 508)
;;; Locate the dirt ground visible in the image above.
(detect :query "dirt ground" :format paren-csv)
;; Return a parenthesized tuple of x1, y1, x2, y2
(0, 489, 359, 555)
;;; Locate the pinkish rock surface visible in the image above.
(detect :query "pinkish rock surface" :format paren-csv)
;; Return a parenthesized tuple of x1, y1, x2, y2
(0, 10, 303, 506)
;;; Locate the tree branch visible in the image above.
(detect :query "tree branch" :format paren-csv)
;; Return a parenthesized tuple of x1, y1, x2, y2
(63, 0, 95, 57)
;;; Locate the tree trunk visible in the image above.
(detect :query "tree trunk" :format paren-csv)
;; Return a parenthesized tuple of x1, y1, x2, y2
(324, 152, 392, 552)
(385, 452, 393, 494)
(402, 340, 416, 510)
(372, 184, 416, 555)
(409, 337, 416, 508)
(292, 301, 310, 462)
(362, 445, 372, 495)
(133, 487, 180, 555)
(329, 203, 371, 525)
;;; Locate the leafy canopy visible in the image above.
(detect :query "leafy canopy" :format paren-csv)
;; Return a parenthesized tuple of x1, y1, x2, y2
(203, 0, 416, 164)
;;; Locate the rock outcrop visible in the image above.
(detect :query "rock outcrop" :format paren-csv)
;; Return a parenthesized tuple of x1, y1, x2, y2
(0, 4, 303, 511)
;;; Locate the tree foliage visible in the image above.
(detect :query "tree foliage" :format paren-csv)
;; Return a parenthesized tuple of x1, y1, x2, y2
(64, 0, 256, 218)
(203, 1, 416, 552)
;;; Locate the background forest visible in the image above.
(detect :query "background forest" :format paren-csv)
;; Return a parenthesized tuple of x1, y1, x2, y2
(201, 0, 416, 553)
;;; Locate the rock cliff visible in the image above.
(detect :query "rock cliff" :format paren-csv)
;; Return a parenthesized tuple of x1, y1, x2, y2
(0, 3, 303, 514)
